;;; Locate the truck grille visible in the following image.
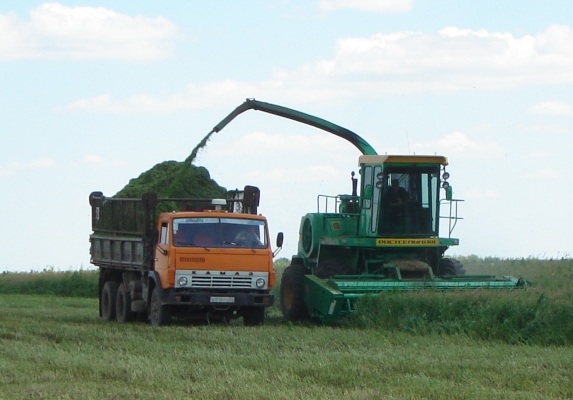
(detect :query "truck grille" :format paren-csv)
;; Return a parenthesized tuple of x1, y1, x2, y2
(175, 270, 268, 290)
(190, 275, 253, 288)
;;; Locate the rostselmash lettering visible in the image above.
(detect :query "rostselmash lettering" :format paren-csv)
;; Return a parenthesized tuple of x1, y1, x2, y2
(376, 238, 439, 246)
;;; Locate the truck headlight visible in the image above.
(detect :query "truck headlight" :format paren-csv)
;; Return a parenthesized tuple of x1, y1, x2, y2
(178, 276, 188, 287)
(255, 278, 265, 288)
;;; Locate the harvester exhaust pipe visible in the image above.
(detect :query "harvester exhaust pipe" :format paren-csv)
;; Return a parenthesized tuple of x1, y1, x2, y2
(351, 171, 358, 197)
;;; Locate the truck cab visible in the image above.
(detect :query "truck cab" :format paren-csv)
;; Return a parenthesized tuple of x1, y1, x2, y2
(90, 186, 280, 326)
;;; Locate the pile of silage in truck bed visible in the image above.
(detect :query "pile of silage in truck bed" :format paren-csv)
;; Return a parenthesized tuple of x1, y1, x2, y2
(114, 160, 227, 203)
(114, 132, 226, 200)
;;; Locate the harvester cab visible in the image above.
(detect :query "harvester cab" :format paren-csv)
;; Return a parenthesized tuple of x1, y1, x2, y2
(208, 98, 527, 324)
(300, 154, 461, 280)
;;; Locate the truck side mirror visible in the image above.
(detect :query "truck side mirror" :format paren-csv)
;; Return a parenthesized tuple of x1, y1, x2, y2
(273, 232, 284, 258)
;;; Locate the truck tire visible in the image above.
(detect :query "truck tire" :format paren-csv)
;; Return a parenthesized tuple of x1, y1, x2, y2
(116, 283, 136, 323)
(438, 258, 466, 276)
(280, 265, 308, 321)
(243, 307, 265, 326)
(149, 286, 171, 326)
(101, 281, 119, 321)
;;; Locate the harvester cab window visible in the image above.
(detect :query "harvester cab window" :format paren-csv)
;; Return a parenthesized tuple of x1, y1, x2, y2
(370, 166, 383, 233)
(377, 168, 440, 236)
(380, 174, 409, 233)
(362, 166, 373, 210)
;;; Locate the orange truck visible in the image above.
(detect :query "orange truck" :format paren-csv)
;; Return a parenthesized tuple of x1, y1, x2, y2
(89, 186, 281, 326)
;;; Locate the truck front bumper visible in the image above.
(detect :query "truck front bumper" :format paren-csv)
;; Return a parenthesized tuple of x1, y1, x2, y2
(165, 290, 274, 308)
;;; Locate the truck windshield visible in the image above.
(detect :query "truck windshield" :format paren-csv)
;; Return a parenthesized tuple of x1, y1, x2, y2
(172, 217, 267, 249)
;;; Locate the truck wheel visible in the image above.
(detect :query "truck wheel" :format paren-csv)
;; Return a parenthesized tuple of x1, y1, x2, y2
(243, 307, 265, 326)
(116, 283, 136, 323)
(280, 265, 308, 321)
(101, 281, 119, 321)
(438, 258, 466, 276)
(149, 286, 171, 326)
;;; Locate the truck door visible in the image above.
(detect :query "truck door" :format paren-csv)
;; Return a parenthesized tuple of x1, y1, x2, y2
(155, 221, 171, 288)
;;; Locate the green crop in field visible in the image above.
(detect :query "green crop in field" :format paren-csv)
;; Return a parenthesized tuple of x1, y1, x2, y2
(1, 294, 572, 399)
(2, 257, 572, 346)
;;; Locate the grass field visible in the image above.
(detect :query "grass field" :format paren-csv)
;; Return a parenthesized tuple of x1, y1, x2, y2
(1, 257, 573, 399)
(349, 256, 573, 346)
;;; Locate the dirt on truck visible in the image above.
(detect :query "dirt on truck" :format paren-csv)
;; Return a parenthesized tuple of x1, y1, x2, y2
(89, 185, 283, 326)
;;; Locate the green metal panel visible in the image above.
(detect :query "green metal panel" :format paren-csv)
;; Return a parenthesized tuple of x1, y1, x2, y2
(322, 215, 359, 237)
(318, 235, 458, 248)
(331, 275, 525, 292)
(303, 273, 527, 324)
(303, 274, 352, 324)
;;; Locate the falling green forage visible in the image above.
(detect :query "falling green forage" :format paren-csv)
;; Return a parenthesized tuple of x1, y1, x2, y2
(186, 129, 217, 165)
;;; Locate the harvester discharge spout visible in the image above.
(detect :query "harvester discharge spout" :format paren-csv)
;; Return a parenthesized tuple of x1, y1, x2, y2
(211, 98, 378, 156)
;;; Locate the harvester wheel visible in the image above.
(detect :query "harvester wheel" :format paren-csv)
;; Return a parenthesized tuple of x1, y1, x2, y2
(315, 259, 353, 279)
(101, 281, 119, 321)
(438, 258, 466, 276)
(280, 265, 308, 321)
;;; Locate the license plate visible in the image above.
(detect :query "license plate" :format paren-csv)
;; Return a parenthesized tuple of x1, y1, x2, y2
(210, 296, 235, 303)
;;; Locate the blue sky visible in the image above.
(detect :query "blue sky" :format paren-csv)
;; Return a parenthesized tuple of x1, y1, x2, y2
(1, 1, 572, 271)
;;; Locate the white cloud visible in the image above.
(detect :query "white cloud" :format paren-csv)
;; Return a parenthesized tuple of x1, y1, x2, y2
(82, 154, 125, 168)
(197, 131, 359, 188)
(0, 156, 121, 177)
(319, 0, 413, 13)
(464, 189, 499, 199)
(529, 101, 573, 116)
(0, 3, 176, 60)
(528, 151, 548, 159)
(413, 132, 504, 158)
(84, 154, 103, 164)
(0, 158, 54, 176)
(209, 131, 354, 155)
(65, 24, 573, 112)
(67, 81, 267, 112)
(244, 164, 344, 183)
(316, 25, 573, 87)
(524, 168, 561, 179)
